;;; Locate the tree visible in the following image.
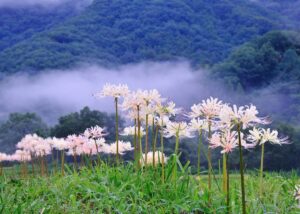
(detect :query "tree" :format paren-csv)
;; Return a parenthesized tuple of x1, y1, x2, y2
(0, 113, 49, 153)
(51, 106, 123, 142)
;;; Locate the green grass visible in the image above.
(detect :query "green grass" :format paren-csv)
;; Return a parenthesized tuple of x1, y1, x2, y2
(0, 162, 299, 213)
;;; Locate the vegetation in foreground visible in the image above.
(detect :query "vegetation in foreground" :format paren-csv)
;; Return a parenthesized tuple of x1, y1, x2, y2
(0, 163, 299, 213)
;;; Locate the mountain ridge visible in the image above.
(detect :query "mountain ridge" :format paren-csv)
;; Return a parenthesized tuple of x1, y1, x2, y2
(0, 0, 290, 74)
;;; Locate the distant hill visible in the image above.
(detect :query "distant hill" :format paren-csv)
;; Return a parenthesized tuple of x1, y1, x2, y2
(0, 0, 287, 73)
(250, 0, 300, 29)
(0, 5, 83, 52)
(212, 31, 300, 123)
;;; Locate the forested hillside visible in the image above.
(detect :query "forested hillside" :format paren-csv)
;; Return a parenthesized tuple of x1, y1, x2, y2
(0, 2, 88, 53)
(252, 0, 300, 29)
(0, 0, 286, 73)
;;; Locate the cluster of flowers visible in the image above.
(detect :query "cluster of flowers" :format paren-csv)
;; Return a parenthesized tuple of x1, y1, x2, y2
(0, 125, 133, 164)
(0, 83, 294, 213)
(94, 84, 291, 213)
(189, 99, 289, 154)
(0, 84, 289, 167)
(94, 84, 289, 164)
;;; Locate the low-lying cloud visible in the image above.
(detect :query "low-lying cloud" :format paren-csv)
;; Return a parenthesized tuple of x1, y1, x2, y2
(0, 61, 236, 124)
(0, 61, 289, 125)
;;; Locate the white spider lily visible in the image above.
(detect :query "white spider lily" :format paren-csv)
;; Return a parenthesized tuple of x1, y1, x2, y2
(163, 121, 194, 138)
(121, 126, 145, 136)
(50, 137, 70, 151)
(16, 134, 44, 153)
(188, 118, 219, 133)
(102, 141, 134, 155)
(0, 153, 9, 162)
(94, 83, 130, 98)
(156, 101, 181, 117)
(155, 116, 170, 127)
(247, 128, 289, 145)
(122, 90, 146, 111)
(219, 104, 268, 129)
(140, 151, 168, 167)
(191, 97, 223, 119)
(83, 125, 108, 139)
(209, 131, 238, 154)
(210, 130, 255, 153)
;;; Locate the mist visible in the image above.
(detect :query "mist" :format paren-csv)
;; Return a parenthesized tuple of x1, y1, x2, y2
(0, 0, 93, 8)
(0, 62, 233, 124)
(0, 61, 289, 125)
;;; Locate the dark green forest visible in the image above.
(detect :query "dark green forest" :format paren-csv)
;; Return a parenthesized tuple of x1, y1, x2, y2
(0, 0, 290, 73)
(0, 0, 300, 171)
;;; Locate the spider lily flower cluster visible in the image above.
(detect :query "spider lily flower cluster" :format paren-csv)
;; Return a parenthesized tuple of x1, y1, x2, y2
(0, 83, 290, 212)
(0, 125, 133, 177)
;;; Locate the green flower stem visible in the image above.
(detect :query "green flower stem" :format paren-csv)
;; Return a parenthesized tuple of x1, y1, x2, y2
(61, 151, 65, 176)
(197, 129, 202, 177)
(223, 153, 227, 193)
(260, 143, 265, 198)
(237, 123, 246, 214)
(137, 106, 142, 168)
(73, 150, 78, 172)
(51, 151, 55, 175)
(153, 124, 158, 167)
(208, 121, 212, 194)
(95, 142, 101, 166)
(115, 97, 119, 165)
(134, 119, 137, 170)
(173, 130, 179, 181)
(145, 114, 149, 165)
(30, 153, 35, 177)
(160, 120, 165, 183)
(226, 153, 230, 214)
(151, 118, 155, 166)
(56, 150, 59, 173)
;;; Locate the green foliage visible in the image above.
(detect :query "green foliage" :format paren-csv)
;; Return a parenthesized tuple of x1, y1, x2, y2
(212, 31, 300, 125)
(0, 0, 283, 73)
(0, 113, 49, 153)
(253, 0, 300, 29)
(212, 31, 300, 91)
(51, 106, 123, 142)
(0, 164, 299, 213)
(0, 6, 79, 53)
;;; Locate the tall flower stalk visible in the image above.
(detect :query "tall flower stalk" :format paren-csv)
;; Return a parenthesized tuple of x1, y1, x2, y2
(189, 97, 223, 193)
(115, 97, 120, 164)
(226, 153, 230, 214)
(237, 123, 246, 214)
(94, 83, 130, 164)
(248, 127, 288, 198)
(210, 130, 239, 213)
(198, 129, 203, 176)
(152, 118, 159, 167)
(164, 121, 193, 181)
(145, 113, 149, 165)
(160, 121, 165, 183)
(222, 153, 227, 193)
(218, 104, 268, 214)
(189, 118, 207, 178)
(207, 121, 212, 192)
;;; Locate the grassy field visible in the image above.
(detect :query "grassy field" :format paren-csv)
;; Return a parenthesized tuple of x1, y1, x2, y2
(0, 162, 299, 213)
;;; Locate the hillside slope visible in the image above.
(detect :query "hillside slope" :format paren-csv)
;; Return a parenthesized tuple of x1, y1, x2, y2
(0, 0, 283, 73)
(0, 4, 86, 53)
